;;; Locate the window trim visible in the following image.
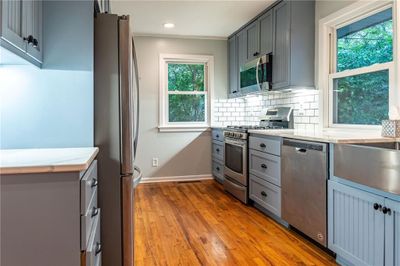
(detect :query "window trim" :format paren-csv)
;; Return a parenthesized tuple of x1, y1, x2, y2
(318, 0, 398, 130)
(159, 53, 214, 132)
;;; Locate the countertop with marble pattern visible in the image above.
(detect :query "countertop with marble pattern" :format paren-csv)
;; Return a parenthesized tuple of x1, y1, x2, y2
(0, 147, 99, 175)
(248, 129, 398, 143)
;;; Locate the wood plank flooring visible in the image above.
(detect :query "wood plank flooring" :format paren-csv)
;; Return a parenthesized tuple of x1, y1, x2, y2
(134, 180, 337, 266)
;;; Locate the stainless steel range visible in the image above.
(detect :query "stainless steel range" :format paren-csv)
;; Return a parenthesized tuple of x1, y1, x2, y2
(223, 107, 293, 203)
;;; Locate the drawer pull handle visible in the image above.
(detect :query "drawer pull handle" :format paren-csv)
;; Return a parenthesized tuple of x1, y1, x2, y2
(216, 167, 220, 171)
(95, 242, 102, 255)
(216, 134, 219, 138)
(91, 207, 99, 218)
(261, 164, 267, 169)
(260, 143, 266, 148)
(91, 178, 98, 188)
(261, 191, 267, 197)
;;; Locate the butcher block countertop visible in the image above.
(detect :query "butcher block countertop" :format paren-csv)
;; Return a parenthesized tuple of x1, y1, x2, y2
(248, 129, 398, 144)
(0, 147, 99, 175)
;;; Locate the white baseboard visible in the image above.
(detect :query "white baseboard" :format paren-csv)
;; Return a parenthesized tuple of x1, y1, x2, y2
(140, 174, 213, 184)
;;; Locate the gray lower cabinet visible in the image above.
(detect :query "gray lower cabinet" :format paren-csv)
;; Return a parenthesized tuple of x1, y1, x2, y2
(249, 134, 282, 218)
(1, 0, 43, 66)
(328, 180, 400, 266)
(1, 160, 101, 266)
(212, 128, 224, 183)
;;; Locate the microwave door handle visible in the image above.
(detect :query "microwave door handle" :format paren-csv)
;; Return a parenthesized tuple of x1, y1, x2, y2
(255, 57, 262, 91)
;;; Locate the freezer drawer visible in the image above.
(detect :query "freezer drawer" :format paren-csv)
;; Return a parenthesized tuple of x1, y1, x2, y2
(282, 139, 328, 247)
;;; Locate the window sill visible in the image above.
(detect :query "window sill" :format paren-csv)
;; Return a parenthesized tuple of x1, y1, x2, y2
(158, 126, 211, 133)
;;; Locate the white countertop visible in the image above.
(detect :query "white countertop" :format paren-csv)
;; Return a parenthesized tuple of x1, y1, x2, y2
(0, 147, 99, 175)
(248, 129, 398, 143)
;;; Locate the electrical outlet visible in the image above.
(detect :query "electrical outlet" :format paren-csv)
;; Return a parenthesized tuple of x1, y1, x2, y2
(152, 158, 159, 167)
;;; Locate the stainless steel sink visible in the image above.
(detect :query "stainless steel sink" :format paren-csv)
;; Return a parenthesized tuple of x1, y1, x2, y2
(333, 142, 400, 195)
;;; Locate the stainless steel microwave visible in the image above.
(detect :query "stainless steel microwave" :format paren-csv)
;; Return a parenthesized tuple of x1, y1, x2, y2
(240, 54, 272, 94)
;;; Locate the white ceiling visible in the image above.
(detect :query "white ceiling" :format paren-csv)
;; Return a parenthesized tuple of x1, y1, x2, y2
(110, 1, 275, 39)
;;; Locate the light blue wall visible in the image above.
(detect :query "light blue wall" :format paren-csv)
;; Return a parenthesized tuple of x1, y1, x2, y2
(0, 1, 93, 149)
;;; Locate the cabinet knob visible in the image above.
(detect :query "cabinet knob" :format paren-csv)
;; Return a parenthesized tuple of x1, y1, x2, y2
(232, 91, 238, 94)
(373, 203, 381, 210)
(216, 167, 220, 171)
(260, 143, 266, 148)
(261, 191, 267, 197)
(382, 207, 391, 215)
(253, 52, 260, 57)
(261, 164, 267, 169)
(23, 35, 34, 44)
(216, 134, 219, 138)
(32, 38, 38, 48)
(216, 148, 220, 152)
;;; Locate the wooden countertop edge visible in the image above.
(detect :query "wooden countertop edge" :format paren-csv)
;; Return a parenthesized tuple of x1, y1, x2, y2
(0, 148, 99, 175)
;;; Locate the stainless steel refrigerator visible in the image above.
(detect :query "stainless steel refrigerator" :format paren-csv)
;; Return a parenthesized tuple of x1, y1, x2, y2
(94, 13, 142, 266)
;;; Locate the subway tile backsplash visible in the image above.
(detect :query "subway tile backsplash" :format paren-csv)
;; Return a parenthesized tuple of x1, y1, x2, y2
(212, 90, 320, 130)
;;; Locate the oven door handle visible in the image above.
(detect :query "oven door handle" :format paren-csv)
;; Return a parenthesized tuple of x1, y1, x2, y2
(225, 138, 246, 147)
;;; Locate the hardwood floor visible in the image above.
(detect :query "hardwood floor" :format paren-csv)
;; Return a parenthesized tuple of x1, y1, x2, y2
(134, 180, 337, 266)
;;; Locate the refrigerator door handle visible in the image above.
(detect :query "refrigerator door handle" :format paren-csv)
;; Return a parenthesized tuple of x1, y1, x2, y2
(132, 37, 140, 159)
(133, 166, 143, 188)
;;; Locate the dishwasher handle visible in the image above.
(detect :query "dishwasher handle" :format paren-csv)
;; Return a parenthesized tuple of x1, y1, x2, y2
(283, 139, 326, 152)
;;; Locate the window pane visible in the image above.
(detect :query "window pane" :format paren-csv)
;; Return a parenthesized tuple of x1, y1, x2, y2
(168, 63, 205, 91)
(168, 94, 205, 122)
(333, 70, 389, 125)
(337, 8, 392, 72)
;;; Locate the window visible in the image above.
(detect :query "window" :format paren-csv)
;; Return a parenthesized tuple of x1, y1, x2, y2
(159, 54, 214, 131)
(319, 2, 396, 128)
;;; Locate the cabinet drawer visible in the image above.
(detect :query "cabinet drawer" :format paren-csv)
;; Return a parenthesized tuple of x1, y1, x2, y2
(212, 141, 224, 161)
(212, 129, 224, 142)
(250, 174, 281, 217)
(249, 149, 281, 186)
(85, 210, 101, 266)
(249, 136, 281, 156)
(212, 160, 224, 183)
(81, 160, 98, 214)
(81, 190, 99, 250)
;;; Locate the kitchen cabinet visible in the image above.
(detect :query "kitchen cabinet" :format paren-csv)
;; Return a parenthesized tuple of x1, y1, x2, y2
(249, 134, 282, 219)
(246, 21, 260, 60)
(228, 36, 239, 98)
(328, 180, 399, 266)
(272, 0, 315, 90)
(212, 128, 224, 183)
(1, 160, 101, 266)
(1, 0, 43, 66)
(259, 10, 273, 55)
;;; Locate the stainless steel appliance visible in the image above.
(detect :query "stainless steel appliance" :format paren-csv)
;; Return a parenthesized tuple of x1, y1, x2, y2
(240, 54, 272, 94)
(223, 107, 293, 204)
(282, 139, 328, 247)
(94, 13, 142, 266)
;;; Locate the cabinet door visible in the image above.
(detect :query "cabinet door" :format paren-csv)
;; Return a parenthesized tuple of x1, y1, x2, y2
(228, 36, 239, 97)
(1, 0, 27, 51)
(24, 0, 42, 62)
(272, 1, 290, 90)
(246, 21, 260, 60)
(328, 181, 385, 266)
(236, 30, 247, 94)
(259, 10, 273, 55)
(384, 198, 400, 266)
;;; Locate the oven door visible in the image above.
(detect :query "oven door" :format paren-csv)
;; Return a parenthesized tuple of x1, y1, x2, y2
(224, 138, 247, 186)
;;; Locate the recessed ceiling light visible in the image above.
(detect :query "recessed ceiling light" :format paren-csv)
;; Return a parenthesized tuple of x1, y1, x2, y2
(163, 23, 175, 29)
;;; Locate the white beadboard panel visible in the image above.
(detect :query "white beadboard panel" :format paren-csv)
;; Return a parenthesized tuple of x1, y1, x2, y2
(213, 89, 320, 129)
(328, 181, 385, 266)
(384, 198, 400, 266)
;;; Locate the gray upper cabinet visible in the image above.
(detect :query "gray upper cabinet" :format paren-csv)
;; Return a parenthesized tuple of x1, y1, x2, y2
(237, 30, 247, 71)
(228, 36, 239, 97)
(246, 21, 260, 60)
(272, 0, 315, 90)
(259, 10, 274, 55)
(1, 0, 43, 66)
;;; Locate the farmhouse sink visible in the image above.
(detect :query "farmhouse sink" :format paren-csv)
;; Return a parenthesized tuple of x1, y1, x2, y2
(333, 142, 400, 195)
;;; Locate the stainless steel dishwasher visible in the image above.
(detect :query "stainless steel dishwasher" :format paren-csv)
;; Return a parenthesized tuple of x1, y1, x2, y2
(281, 138, 328, 247)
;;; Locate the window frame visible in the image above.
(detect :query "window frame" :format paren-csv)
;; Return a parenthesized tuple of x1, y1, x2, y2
(318, 0, 399, 130)
(159, 54, 214, 132)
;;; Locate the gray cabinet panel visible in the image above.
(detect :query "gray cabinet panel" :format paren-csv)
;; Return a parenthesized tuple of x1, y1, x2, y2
(249, 174, 281, 217)
(249, 149, 280, 186)
(212, 141, 224, 161)
(211, 128, 224, 142)
(259, 10, 273, 55)
(1, 0, 26, 51)
(212, 160, 224, 183)
(81, 160, 98, 214)
(272, 1, 290, 90)
(246, 21, 260, 60)
(328, 181, 385, 266)
(237, 30, 247, 71)
(249, 135, 281, 156)
(25, 0, 42, 62)
(81, 189, 99, 250)
(228, 36, 239, 97)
